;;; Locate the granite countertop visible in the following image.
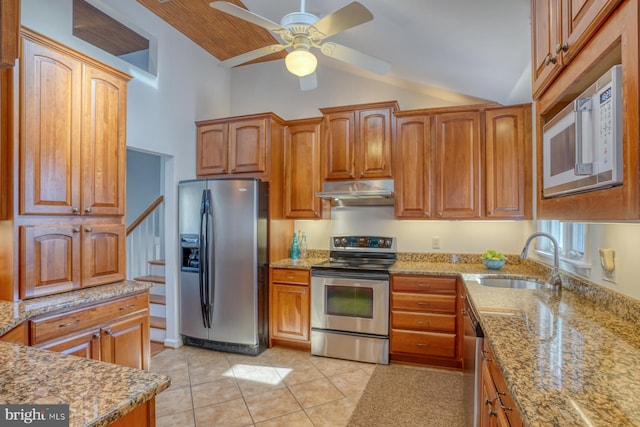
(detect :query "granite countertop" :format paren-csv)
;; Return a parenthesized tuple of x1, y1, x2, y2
(0, 280, 171, 427)
(272, 254, 640, 426)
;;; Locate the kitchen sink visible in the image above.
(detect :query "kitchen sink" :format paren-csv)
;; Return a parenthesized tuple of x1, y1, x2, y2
(476, 277, 551, 289)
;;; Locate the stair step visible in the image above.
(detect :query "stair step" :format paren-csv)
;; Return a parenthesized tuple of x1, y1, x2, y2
(149, 259, 165, 266)
(150, 316, 166, 330)
(134, 275, 165, 284)
(149, 294, 166, 305)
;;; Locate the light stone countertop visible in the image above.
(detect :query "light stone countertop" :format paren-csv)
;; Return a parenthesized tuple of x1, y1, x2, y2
(0, 280, 171, 427)
(273, 254, 640, 426)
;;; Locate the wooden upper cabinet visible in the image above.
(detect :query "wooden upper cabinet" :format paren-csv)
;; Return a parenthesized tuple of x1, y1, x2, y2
(0, 0, 20, 68)
(394, 114, 432, 218)
(320, 101, 397, 181)
(20, 30, 129, 216)
(284, 118, 322, 219)
(81, 65, 127, 216)
(197, 122, 227, 175)
(229, 118, 267, 174)
(196, 113, 282, 180)
(485, 105, 532, 219)
(434, 111, 482, 219)
(531, 0, 622, 98)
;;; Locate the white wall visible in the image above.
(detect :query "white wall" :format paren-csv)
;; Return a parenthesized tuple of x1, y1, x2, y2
(229, 60, 490, 120)
(126, 149, 162, 228)
(21, 0, 231, 347)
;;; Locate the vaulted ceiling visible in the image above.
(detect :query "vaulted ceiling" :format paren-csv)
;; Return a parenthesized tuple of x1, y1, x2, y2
(136, 0, 533, 104)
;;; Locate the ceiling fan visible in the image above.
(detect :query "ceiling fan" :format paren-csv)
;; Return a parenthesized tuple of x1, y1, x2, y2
(209, 0, 391, 90)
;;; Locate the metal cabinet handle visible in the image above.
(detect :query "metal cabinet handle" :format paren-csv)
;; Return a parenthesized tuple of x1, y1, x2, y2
(417, 283, 431, 288)
(93, 332, 101, 339)
(85, 227, 92, 233)
(84, 207, 92, 214)
(424, 211, 430, 217)
(555, 43, 568, 54)
(544, 54, 557, 66)
(416, 343, 429, 347)
(119, 304, 136, 311)
(103, 328, 112, 335)
(59, 319, 80, 328)
(417, 302, 430, 306)
(72, 207, 80, 214)
(72, 227, 81, 233)
(416, 321, 430, 326)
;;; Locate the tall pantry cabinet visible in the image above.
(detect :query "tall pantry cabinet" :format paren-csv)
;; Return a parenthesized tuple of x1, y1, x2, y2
(0, 28, 130, 301)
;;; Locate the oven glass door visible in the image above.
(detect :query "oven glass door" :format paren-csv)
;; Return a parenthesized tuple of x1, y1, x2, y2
(311, 271, 389, 336)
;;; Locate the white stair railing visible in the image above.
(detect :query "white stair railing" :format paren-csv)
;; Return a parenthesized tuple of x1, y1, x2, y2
(126, 196, 165, 279)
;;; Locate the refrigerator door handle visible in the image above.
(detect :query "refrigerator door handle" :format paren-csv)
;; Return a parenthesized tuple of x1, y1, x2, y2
(199, 189, 210, 329)
(203, 189, 213, 328)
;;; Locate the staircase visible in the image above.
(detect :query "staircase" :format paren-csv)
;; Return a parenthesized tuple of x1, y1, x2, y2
(135, 260, 167, 346)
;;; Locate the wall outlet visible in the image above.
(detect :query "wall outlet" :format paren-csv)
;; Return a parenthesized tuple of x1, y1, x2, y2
(432, 236, 440, 249)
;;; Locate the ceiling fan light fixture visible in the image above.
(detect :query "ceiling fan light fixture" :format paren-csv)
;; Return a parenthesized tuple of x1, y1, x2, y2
(285, 48, 317, 77)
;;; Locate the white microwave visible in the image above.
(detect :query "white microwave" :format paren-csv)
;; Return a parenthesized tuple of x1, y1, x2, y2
(542, 65, 623, 197)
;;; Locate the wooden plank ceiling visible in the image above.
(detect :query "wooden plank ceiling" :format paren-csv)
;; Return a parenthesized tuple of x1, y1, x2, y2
(135, 0, 286, 64)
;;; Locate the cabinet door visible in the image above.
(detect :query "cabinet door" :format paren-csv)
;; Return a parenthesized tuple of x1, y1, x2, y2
(0, 0, 19, 68)
(82, 223, 125, 288)
(101, 310, 149, 370)
(36, 328, 101, 360)
(228, 118, 267, 174)
(531, 0, 563, 98)
(394, 115, 432, 218)
(81, 65, 126, 216)
(284, 120, 322, 218)
(562, 0, 622, 63)
(357, 108, 393, 179)
(21, 36, 82, 215)
(485, 106, 531, 219)
(20, 225, 81, 298)
(270, 283, 310, 342)
(323, 111, 356, 180)
(0, 323, 28, 345)
(197, 122, 228, 176)
(434, 111, 482, 218)
(0, 68, 10, 220)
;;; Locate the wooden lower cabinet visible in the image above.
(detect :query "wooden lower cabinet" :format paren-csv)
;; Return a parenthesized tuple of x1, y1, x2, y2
(481, 340, 523, 427)
(269, 268, 310, 350)
(110, 398, 155, 427)
(29, 292, 150, 370)
(0, 322, 28, 344)
(390, 274, 462, 368)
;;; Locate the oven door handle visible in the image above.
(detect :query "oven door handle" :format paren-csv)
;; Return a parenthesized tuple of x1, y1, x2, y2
(311, 269, 389, 282)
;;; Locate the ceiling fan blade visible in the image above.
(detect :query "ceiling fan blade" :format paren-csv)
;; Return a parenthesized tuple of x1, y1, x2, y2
(309, 2, 373, 39)
(299, 73, 318, 91)
(219, 44, 286, 68)
(209, 1, 285, 33)
(320, 42, 391, 75)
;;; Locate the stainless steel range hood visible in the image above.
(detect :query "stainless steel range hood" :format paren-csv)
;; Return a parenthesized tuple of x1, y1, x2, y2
(316, 179, 394, 206)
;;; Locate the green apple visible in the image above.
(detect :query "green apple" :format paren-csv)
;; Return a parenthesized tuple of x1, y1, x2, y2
(482, 249, 505, 261)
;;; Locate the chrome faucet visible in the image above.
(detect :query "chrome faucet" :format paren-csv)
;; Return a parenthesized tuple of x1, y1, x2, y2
(521, 232, 562, 287)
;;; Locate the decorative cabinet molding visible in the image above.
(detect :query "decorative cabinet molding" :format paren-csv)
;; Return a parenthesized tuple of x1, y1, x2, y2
(320, 101, 398, 181)
(0, 0, 19, 68)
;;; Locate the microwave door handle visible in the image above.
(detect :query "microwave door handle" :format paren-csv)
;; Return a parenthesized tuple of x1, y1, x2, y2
(574, 98, 594, 176)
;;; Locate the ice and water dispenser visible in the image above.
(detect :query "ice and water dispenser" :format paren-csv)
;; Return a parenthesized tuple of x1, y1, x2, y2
(180, 234, 200, 272)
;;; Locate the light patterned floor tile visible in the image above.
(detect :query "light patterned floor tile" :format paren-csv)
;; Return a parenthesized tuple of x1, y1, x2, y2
(288, 377, 345, 409)
(156, 409, 196, 427)
(274, 361, 324, 386)
(309, 356, 367, 377)
(243, 388, 302, 423)
(189, 358, 234, 386)
(157, 367, 190, 390)
(155, 385, 193, 418)
(254, 410, 315, 427)
(328, 368, 372, 400)
(191, 377, 242, 408)
(194, 398, 253, 427)
(304, 397, 356, 427)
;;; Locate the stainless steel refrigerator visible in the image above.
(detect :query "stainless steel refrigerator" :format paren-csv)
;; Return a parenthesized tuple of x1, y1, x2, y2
(178, 178, 269, 356)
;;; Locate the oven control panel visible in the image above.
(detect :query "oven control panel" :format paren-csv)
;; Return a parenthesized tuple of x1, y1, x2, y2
(331, 236, 395, 250)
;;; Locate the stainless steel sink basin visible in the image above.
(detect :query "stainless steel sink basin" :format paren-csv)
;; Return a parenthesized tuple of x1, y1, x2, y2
(477, 277, 550, 289)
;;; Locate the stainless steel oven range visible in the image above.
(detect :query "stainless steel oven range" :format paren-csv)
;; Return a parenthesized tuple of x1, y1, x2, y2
(311, 236, 397, 364)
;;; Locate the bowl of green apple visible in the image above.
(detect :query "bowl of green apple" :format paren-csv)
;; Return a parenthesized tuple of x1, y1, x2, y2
(482, 250, 506, 270)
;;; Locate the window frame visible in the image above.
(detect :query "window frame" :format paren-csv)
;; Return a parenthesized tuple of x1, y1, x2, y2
(535, 220, 591, 272)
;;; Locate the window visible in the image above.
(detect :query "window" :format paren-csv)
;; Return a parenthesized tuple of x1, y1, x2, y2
(536, 220, 590, 269)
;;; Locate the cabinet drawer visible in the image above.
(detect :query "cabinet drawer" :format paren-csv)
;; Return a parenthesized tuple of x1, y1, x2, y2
(392, 275, 456, 294)
(391, 311, 456, 333)
(391, 330, 456, 358)
(271, 268, 309, 285)
(30, 293, 148, 345)
(392, 293, 456, 314)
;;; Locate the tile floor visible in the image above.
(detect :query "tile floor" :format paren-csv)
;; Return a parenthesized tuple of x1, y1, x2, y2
(150, 346, 376, 427)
